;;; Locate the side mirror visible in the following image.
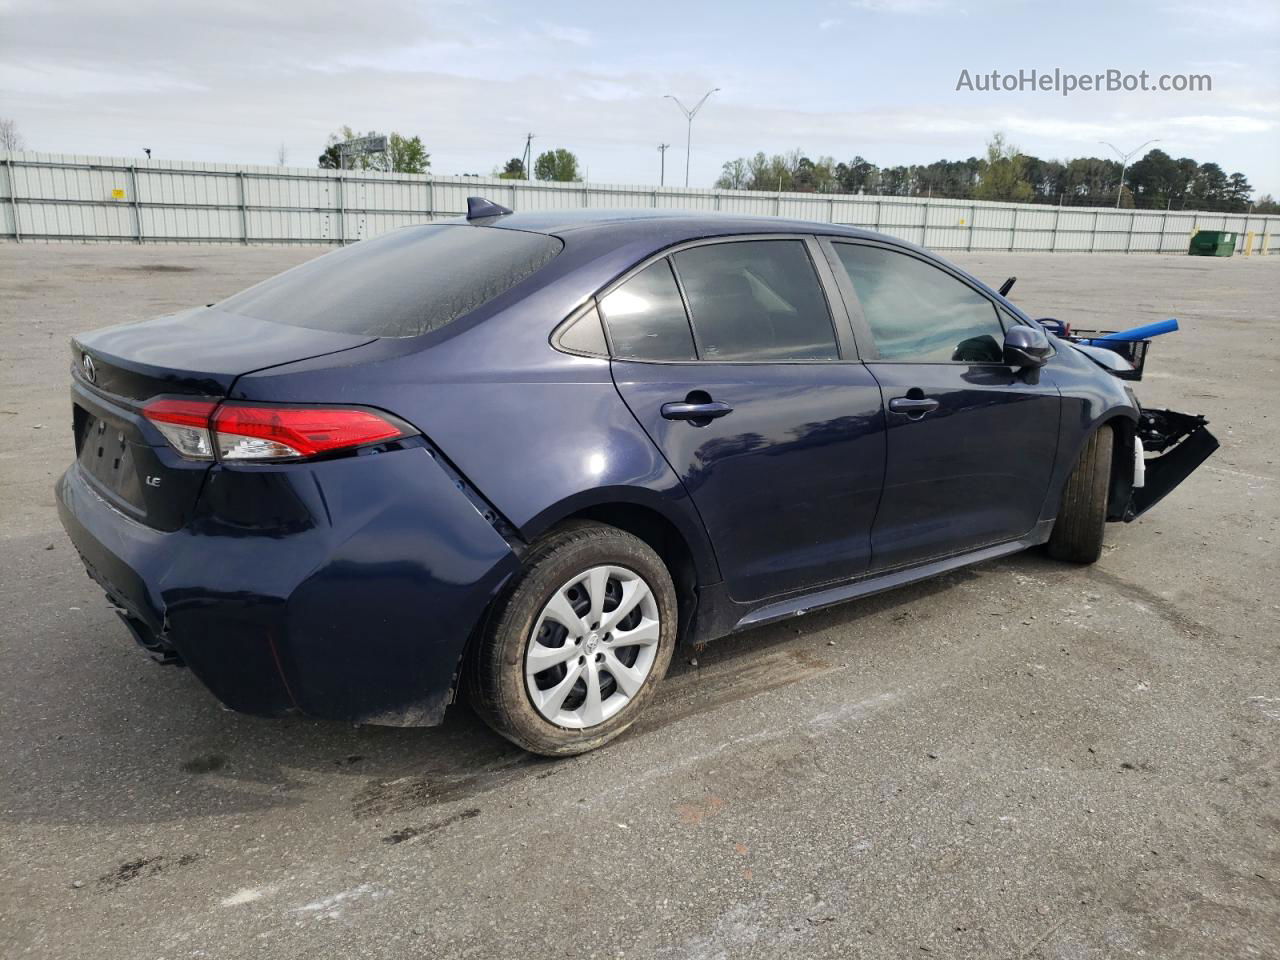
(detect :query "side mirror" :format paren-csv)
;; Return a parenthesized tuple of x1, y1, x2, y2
(1003, 325, 1051, 369)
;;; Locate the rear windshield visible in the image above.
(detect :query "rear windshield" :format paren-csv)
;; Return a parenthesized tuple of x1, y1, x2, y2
(218, 224, 562, 338)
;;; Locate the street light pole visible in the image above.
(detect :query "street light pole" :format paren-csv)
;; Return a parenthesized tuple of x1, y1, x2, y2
(658, 143, 670, 187)
(665, 88, 719, 188)
(523, 133, 535, 181)
(1099, 139, 1160, 208)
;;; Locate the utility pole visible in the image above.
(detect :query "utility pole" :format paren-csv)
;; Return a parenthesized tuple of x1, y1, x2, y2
(658, 143, 670, 186)
(664, 88, 720, 188)
(1099, 139, 1159, 208)
(523, 133, 535, 180)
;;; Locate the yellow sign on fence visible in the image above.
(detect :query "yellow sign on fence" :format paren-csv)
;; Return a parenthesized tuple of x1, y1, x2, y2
(111, 188, 125, 199)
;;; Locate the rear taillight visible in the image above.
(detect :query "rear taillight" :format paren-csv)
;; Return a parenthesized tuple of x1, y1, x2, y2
(143, 400, 412, 462)
(143, 398, 219, 460)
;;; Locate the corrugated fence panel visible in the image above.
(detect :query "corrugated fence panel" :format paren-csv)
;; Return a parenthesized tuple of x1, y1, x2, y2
(2, 150, 1277, 252)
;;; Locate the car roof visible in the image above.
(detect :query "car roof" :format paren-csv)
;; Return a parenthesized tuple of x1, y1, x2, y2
(467, 207, 892, 246)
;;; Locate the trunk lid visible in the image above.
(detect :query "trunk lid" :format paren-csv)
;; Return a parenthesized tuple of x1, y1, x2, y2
(73, 306, 375, 400)
(69, 307, 375, 530)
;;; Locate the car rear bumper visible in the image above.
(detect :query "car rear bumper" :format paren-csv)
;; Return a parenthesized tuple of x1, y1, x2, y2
(56, 445, 521, 726)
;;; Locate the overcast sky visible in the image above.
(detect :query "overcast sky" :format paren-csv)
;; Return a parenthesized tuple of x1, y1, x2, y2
(2, 0, 1277, 195)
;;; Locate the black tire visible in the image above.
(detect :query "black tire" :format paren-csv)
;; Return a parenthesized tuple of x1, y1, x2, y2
(1048, 424, 1113, 564)
(466, 521, 677, 756)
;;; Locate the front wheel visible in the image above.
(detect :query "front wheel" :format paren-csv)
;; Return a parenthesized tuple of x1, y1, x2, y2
(467, 522, 677, 756)
(1047, 424, 1113, 564)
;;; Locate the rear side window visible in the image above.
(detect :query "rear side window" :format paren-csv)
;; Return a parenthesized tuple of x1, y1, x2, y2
(833, 244, 1004, 363)
(218, 224, 562, 338)
(598, 261, 696, 361)
(672, 240, 838, 361)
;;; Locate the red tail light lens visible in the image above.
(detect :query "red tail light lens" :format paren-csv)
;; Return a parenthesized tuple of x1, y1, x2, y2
(212, 405, 409, 460)
(143, 398, 219, 460)
(143, 399, 411, 462)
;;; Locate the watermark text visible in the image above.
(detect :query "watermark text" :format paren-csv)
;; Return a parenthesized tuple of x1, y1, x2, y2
(956, 68, 1211, 96)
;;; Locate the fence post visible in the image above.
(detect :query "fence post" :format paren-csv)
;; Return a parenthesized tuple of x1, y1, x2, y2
(427, 178, 434, 221)
(4, 158, 19, 242)
(1009, 206, 1017, 251)
(337, 172, 345, 245)
(237, 171, 249, 245)
(829, 197, 836, 224)
(1125, 209, 1135, 254)
(920, 200, 928, 246)
(1160, 207, 1169, 254)
(966, 204, 975, 251)
(874, 200, 882, 233)
(129, 164, 143, 243)
(1050, 204, 1061, 253)
(1091, 210, 1099, 253)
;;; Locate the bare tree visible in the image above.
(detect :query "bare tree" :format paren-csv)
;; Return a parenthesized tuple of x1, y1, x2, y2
(0, 118, 23, 152)
(276, 142, 288, 167)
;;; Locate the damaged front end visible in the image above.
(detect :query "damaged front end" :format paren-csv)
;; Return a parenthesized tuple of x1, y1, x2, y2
(1126, 408, 1219, 519)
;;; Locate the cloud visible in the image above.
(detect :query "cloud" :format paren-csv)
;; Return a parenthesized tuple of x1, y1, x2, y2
(0, 0, 1274, 194)
(542, 23, 593, 47)
(1171, 0, 1280, 33)
(848, 0, 950, 13)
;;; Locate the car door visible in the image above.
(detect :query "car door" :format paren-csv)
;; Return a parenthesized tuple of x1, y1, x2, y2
(604, 236, 886, 603)
(823, 239, 1060, 572)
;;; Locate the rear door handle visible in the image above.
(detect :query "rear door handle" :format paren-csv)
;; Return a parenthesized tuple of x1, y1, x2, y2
(888, 396, 940, 417)
(661, 400, 734, 421)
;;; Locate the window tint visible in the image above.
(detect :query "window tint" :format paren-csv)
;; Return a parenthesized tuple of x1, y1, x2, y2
(834, 244, 1005, 363)
(219, 224, 562, 338)
(672, 240, 838, 361)
(598, 260, 696, 361)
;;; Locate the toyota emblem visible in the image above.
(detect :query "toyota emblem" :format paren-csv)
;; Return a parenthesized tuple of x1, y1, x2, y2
(81, 352, 96, 384)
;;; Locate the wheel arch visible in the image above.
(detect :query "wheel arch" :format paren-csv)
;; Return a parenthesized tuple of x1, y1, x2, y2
(521, 487, 720, 587)
(1042, 404, 1139, 525)
(533, 492, 718, 646)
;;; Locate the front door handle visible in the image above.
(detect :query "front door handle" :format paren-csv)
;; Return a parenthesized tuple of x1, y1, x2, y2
(888, 396, 940, 418)
(661, 400, 734, 422)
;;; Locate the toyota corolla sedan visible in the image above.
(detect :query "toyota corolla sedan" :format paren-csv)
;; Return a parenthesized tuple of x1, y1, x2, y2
(57, 199, 1217, 755)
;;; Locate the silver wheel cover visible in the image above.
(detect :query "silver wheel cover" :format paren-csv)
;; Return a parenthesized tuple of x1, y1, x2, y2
(524, 565, 660, 729)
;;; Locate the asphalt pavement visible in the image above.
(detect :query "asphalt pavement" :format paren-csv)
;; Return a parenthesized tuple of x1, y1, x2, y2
(2, 243, 1277, 959)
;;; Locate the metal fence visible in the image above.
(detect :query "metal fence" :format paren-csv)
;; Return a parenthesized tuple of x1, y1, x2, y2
(3, 150, 1277, 254)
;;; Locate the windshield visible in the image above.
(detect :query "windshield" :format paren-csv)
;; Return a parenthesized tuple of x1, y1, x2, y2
(218, 224, 562, 338)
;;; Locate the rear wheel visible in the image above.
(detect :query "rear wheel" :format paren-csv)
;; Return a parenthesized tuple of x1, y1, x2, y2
(467, 522, 677, 756)
(1048, 424, 1113, 564)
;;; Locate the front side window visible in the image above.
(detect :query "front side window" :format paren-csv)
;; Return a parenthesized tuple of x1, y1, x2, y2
(672, 240, 839, 361)
(598, 260, 696, 361)
(834, 244, 1005, 363)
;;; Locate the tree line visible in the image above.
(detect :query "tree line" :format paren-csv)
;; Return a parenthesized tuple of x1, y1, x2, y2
(314, 127, 587, 184)
(714, 133, 1273, 213)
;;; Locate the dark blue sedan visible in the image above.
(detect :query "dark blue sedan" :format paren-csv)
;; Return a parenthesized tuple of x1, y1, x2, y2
(57, 201, 1217, 754)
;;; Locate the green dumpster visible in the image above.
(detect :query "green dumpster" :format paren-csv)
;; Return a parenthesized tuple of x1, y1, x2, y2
(1188, 230, 1237, 256)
